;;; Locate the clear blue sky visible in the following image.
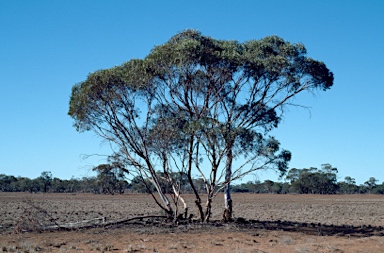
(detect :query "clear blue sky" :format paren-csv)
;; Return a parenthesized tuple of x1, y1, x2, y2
(1, 0, 383, 185)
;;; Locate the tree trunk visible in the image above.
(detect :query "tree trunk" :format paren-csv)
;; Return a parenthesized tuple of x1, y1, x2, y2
(187, 137, 205, 221)
(223, 146, 233, 222)
(171, 184, 188, 219)
(144, 163, 174, 216)
(148, 177, 173, 216)
(204, 194, 213, 222)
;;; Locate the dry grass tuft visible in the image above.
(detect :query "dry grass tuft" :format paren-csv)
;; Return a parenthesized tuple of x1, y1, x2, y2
(1, 241, 42, 253)
(280, 236, 294, 245)
(295, 245, 312, 253)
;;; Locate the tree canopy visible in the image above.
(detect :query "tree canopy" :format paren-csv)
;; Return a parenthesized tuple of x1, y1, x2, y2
(68, 30, 334, 221)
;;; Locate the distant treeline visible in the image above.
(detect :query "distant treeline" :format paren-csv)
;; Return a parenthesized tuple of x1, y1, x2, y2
(1, 164, 383, 194)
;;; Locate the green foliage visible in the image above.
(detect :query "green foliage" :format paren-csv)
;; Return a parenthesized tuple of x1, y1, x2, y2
(0, 174, 18, 192)
(338, 178, 359, 194)
(232, 180, 290, 194)
(92, 163, 128, 194)
(36, 171, 53, 193)
(285, 164, 339, 194)
(0, 168, 382, 195)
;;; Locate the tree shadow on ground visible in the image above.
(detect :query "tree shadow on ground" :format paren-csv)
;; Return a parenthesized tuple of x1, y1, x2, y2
(229, 218, 384, 237)
(103, 217, 384, 238)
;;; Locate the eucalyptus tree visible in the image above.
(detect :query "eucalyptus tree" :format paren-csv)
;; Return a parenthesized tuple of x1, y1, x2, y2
(92, 163, 128, 194)
(286, 166, 339, 194)
(364, 177, 379, 193)
(69, 30, 333, 221)
(37, 171, 53, 193)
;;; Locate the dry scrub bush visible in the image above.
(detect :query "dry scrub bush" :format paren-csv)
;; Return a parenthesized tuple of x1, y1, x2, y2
(1, 241, 42, 253)
(295, 245, 312, 253)
(280, 236, 294, 245)
(13, 200, 58, 233)
(13, 207, 44, 234)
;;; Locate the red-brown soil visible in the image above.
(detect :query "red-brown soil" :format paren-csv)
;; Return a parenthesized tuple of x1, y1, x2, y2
(1, 193, 384, 252)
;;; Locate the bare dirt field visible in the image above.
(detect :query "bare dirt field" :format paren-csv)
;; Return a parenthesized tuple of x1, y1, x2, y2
(1, 193, 384, 252)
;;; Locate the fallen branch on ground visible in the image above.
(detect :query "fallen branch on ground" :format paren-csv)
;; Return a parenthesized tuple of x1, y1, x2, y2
(42, 215, 169, 231)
